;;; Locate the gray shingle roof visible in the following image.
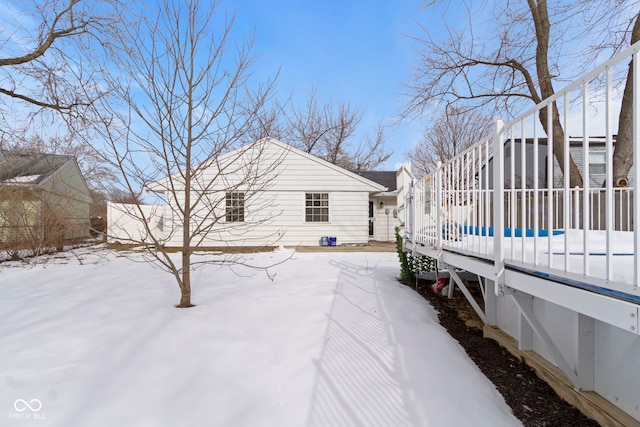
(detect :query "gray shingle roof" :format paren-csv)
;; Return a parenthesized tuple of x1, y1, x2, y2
(0, 150, 73, 185)
(353, 170, 397, 191)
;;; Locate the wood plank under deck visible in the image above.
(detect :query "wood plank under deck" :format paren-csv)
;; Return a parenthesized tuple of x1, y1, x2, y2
(484, 326, 640, 427)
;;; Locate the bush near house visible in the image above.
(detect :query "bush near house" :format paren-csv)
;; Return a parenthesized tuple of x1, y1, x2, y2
(395, 227, 436, 283)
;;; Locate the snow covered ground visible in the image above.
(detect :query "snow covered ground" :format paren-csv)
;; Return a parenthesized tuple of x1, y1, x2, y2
(1, 246, 520, 426)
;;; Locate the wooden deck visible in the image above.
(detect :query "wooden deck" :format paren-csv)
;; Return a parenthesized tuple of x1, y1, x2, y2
(400, 40, 640, 422)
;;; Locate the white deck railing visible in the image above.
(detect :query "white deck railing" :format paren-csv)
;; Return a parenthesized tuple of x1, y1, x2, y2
(407, 41, 640, 301)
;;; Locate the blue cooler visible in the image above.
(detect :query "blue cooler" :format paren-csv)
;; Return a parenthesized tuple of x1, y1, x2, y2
(329, 237, 337, 246)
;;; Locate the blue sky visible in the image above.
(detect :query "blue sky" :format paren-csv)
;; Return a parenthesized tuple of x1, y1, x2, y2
(0, 0, 439, 170)
(1, 0, 626, 172)
(226, 0, 428, 170)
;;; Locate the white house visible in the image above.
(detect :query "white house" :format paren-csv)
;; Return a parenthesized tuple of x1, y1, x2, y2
(110, 138, 393, 247)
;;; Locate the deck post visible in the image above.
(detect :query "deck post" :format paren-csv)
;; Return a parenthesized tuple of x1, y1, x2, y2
(407, 179, 415, 244)
(517, 294, 534, 351)
(492, 119, 505, 295)
(634, 48, 640, 289)
(484, 279, 498, 326)
(575, 313, 595, 391)
(435, 161, 443, 254)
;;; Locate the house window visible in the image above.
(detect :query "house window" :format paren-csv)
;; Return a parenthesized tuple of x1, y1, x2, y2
(305, 193, 329, 222)
(589, 150, 606, 176)
(225, 192, 244, 222)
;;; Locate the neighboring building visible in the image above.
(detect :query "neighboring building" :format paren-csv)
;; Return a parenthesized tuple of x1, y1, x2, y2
(122, 138, 389, 247)
(0, 151, 93, 246)
(480, 137, 631, 189)
(353, 170, 398, 242)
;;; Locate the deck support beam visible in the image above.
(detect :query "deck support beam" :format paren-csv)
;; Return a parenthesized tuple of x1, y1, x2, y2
(443, 263, 488, 325)
(506, 288, 581, 387)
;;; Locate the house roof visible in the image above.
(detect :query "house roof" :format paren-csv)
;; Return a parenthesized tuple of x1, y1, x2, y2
(147, 138, 387, 193)
(0, 150, 75, 185)
(353, 171, 397, 191)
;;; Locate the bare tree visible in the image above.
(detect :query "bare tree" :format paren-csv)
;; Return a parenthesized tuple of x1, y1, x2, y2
(0, 0, 124, 224)
(0, 0, 123, 138)
(244, 99, 289, 144)
(404, 1, 640, 187)
(406, 107, 493, 178)
(256, 87, 392, 171)
(108, 188, 142, 205)
(344, 120, 391, 171)
(94, 0, 285, 308)
(285, 88, 363, 166)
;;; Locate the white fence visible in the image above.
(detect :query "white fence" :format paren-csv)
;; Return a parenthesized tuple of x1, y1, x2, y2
(406, 40, 640, 302)
(107, 202, 164, 244)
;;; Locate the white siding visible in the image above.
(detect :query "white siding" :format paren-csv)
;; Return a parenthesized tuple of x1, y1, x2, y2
(153, 138, 385, 247)
(162, 190, 371, 247)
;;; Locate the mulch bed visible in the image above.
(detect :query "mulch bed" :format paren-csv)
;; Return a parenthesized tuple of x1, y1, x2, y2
(410, 279, 600, 427)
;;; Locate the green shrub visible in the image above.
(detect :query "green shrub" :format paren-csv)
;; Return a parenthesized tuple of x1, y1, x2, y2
(395, 227, 436, 284)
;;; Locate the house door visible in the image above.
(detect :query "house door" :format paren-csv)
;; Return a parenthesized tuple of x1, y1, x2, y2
(368, 201, 374, 237)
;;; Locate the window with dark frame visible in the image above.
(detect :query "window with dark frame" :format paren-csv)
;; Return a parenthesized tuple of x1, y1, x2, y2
(305, 193, 328, 222)
(225, 192, 245, 222)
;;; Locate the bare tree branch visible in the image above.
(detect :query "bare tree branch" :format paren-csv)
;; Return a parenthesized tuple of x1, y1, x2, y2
(93, 0, 282, 308)
(0, 0, 125, 135)
(405, 106, 493, 178)
(257, 87, 392, 171)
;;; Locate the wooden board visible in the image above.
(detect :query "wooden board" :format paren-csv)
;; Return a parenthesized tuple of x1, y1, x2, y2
(483, 325, 640, 427)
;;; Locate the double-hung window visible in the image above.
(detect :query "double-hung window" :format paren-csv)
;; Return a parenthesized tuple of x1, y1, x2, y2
(589, 149, 606, 177)
(305, 193, 328, 222)
(225, 192, 245, 222)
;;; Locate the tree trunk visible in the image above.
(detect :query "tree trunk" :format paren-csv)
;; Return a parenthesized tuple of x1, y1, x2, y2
(613, 11, 640, 188)
(538, 103, 584, 187)
(177, 153, 194, 308)
(529, 0, 583, 188)
(178, 252, 194, 307)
